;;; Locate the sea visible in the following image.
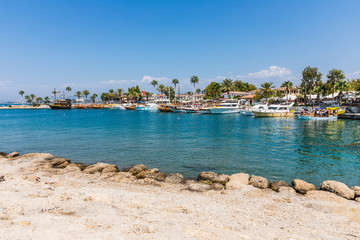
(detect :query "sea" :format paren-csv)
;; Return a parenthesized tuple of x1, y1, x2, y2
(1, 109, 359, 187)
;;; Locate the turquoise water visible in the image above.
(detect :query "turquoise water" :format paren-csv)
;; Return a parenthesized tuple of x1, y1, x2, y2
(1, 109, 359, 186)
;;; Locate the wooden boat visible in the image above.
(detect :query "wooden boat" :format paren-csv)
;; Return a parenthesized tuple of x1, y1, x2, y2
(297, 107, 344, 120)
(49, 99, 72, 109)
(125, 105, 136, 110)
(87, 104, 104, 109)
(158, 105, 173, 113)
(253, 104, 294, 117)
(74, 104, 86, 109)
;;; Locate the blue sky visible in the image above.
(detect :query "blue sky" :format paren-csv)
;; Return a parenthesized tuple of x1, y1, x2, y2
(1, 0, 360, 100)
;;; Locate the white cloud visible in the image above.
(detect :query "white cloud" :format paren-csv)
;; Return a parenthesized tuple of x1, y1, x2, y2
(141, 75, 169, 83)
(100, 80, 132, 85)
(346, 71, 360, 79)
(248, 66, 292, 78)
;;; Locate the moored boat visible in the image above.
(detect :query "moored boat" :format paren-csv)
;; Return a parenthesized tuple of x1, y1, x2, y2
(253, 104, 294, 117)
(136, 103, 158, 111)
(124, 105, 137, 110)
(297, 107, 343, 120)
(158, 105, 173, 113)
(209, 100, 242, 114)
(49, 99, 72, 109)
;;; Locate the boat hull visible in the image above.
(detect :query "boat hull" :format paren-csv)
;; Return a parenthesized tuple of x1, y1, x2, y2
(209, 108, 241, 114)
(297, 115, 337, 120)
(49, 105, 71, 109)
(253, 111, 295, 117)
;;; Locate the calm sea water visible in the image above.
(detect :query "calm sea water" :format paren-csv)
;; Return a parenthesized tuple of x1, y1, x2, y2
(1, 109, 359, 186)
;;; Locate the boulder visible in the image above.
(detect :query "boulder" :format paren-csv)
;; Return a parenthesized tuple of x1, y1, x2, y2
(6, 152, 19, 158)
(187, 182, 212, 192)
(0, 152, 7, 157)
(225, 173, 249, 190)
(351, 186, 360, 197)
(129, 164, 147, 175)
(212, 183, 224, 191)
(292, 179, 316, 194)
(278, 186, 296, 195)
(20, 153, 55, 160)
(102, 166, 119, 173)
(165, 173, 185, 184)
(355, 197, 360, 203)
(249, 175, 269, 189)
(0, 175, 5, 182)
(320, 180, 355, 200)
(270, 181, 290, 192)
(136, 170, 166, 181)
(83, 163, 118, 174)
(305, 190, 347, 203)
(49, 158, 71, 168)
(65, 164, 83, 172)
(197, 172, 230, 186)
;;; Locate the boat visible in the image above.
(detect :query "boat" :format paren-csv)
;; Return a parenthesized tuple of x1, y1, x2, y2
(209, 100, 242, 114)
(158, 105, 173, 113)
(136, 103, 159, 111)
(297, 107, 344, 120)
(74, 104, 86, 109)
(253, 104, 294, 117)
(49, 99, 72, 109)
(243, 104, 268, 116)
(87, 104, 104, 109)
(199, 107, 211, 114)
(124, 105, 137, 110)
(183, 105, 200, 113)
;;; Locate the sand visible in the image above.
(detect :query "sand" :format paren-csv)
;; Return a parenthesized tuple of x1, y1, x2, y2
(1, 154, 360, 240)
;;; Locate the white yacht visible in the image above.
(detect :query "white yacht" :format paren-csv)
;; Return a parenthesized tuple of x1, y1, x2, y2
(136, 102, 159, 111)
(209, 100, 242, 114)
(253, 103, 294, 117)
(243, 104, 268, 116)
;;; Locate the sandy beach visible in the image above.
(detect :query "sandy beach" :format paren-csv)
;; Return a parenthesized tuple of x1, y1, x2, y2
(1, 153, 360, 240)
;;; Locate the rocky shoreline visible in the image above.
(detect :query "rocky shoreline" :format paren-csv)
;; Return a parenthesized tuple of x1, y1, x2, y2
(1, 151, 360, 239)
(1, 151, 360, 202)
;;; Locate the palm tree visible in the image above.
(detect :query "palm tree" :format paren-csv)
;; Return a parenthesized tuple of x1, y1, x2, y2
(36, 97, 43, 105)
(30, 94, 36, 102)
(24, 95, 32, 104)
(335, 79, 349, 106)
(75, 91, 83, 101)
(116, 88, 123, 102)
(150, 80, 158, 94)
(196, 88, 201, 94)
(90, 93, 98, 103)
(220, 78, 234, 95)
(52, 88, 57, 100)
(83, 90, 90, 102)
(172, 79, 179, 102)
(281, 81, 294, 101)
(260, 82, 275, 103)
(65, 86, 72, 98)
(326, 69, 345, 99)
(18, 90, 25, 102)
(44, 96, 50, 104)
(190, 75, 199, 89)
(157, 84, 166, 94)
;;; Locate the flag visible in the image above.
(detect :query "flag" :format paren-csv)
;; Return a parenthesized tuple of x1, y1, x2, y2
(141, 91, 146, 96)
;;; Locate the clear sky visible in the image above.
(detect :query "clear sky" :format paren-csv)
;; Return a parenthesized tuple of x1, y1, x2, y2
(1, 0, 360, 100)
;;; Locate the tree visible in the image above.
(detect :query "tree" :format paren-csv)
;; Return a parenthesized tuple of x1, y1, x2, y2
(150, 80, 158, 94)
(44, 96, 50, 104)
(190, 75, 199, 89)
(75, 91, 83, 101)
(335, 79, 349, 105)
(36, 97, 43, 105)
(157, 84, 166, 94)
(233, 80, 257, 92)
(281, 81, 294, 101)
(90, 93, 98, 103)
(52, 88, 58, 100)
(196, 88, 201, 94)
(172, 79, 179, 102)
(348, 78, 360, 92)
(117, 88, 123, 102)
(326, 68, 345, 99)
(83, 90, 90, 101)
(30, 94, 36, 102)
(300, 66, 322, 104)
(164, 86, 175, 101)
(24, 95, 32, 104)
(66, 86, 72, 92)
(18, 90, 25, 101)
(260, 82, 274, 103)
(145, 92, 152, 101)
(220, 78, 234, 95)
(204, 82, 221, 99)
(128, 86, 142, 102)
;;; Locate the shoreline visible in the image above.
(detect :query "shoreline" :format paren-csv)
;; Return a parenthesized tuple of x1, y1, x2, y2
(1, 151, 360, 239)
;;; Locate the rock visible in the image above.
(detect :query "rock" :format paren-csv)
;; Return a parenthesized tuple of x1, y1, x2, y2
(0, 152, 7, 157)
(270, 181, 290, 192)
(129, 164, 147, 175)
(187, 182, 212, 192)
(0, 175, 5, 182)
(136, 170, 166, 181)
(197, 172, 230, 186)
(355, 197, 360, 203)
(292, 179, 316, 194)
(165, 173, 185, 184)
(306, 190, 348, 203)
(225, 173, 249, 190)
(6, 152, 19, 158)
(49, 158, 71, 168)
(212, 183, 224, 191)
(109, 172, 137, 183)
(320, 180, 355, 200)
(278, 186, 296, 195)
(20, 153, 55, 160)
(65, 164, 82, 172)
(83, 163, 118, 174)
(102, 166, 119, 173)
(351, 186, 360, 197)
(249, 175, 269, 189)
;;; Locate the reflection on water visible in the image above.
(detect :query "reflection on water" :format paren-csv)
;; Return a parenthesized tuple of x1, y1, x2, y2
(0, 109, 359, 186)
